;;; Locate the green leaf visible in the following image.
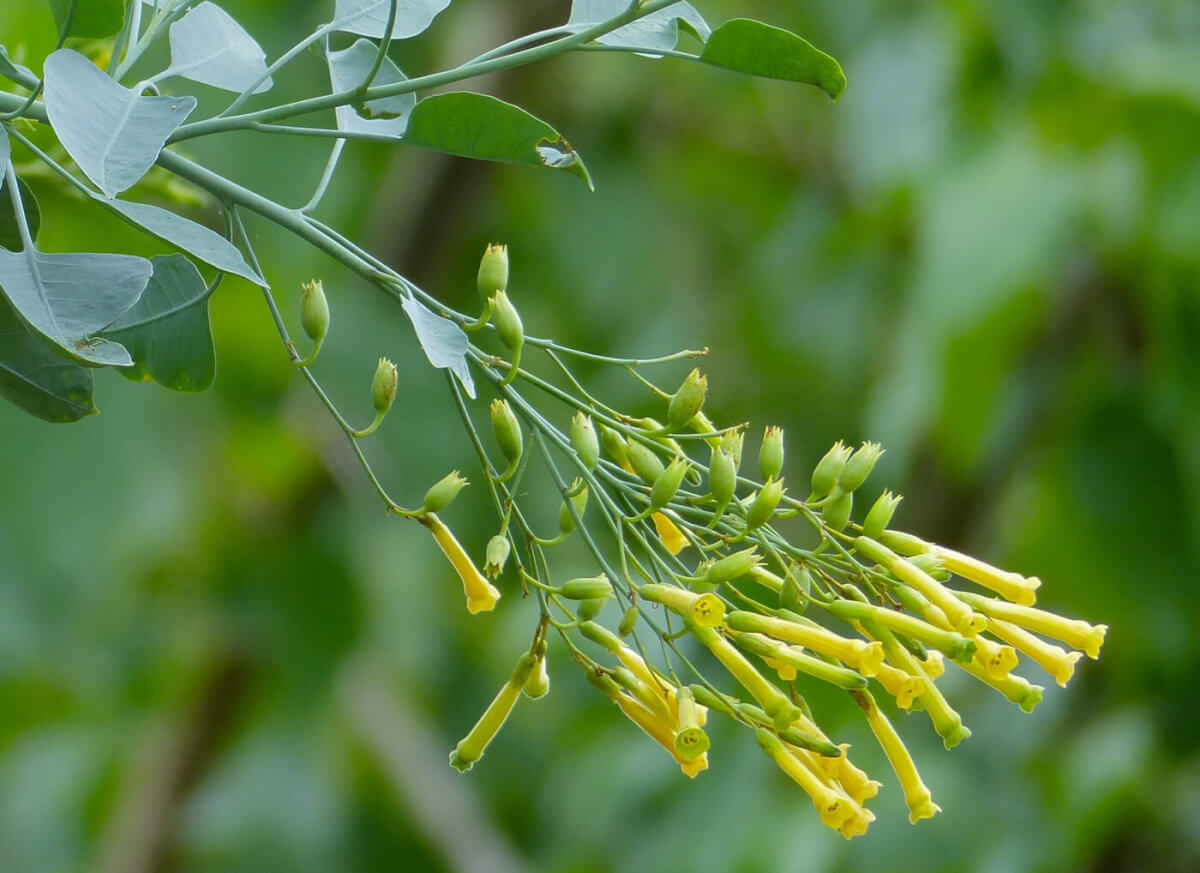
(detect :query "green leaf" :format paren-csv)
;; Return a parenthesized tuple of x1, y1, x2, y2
(101, 254, 215, 391)
(403, 92, 593, 189)
(331, 0, 450, 40)
(700, 19, 847, 100)
(48, 0, 127, 39)
(165, 1, 272, 94)
(0, 293, 96, 421)
(0, 248, 151, 367)
(567, 1, 710, 52)
(0, 176, 42, 251)
(0, 46, 36, 85)
(400, 295, 474, 398)
(102, 197, 266, 286)
(327, 38, 415, 137)
(43, 49, 197, 197)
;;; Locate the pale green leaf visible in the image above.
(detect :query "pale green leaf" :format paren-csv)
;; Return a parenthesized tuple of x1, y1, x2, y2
(700, 18, 847, 100)
(327, 38, 415, 137)
(101, 254, 215, 391)
(0, 294, 96, 421)
(401, 295, 474, 398)
(48, 0, 127, 39)
(43, 49, 197, 197)
(403, 92, 592, 189)
(331, 0, 450, 40)
(166, 1, 272, 94)
(567, 0, 710, 52)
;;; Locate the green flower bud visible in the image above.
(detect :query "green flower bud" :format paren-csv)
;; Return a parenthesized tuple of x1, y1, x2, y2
(490, 399, 523, 464)
(580, 620, 623, 651)
(907, 552, 950, 582)
(821, 489, 853, 531)
(477, 243, 509, 299)
(371, 357, 397, 414)
(483, 534, 511, 578)
(523, 651, 550, 699)
(558, 480, 589, 533)
(626, 438, 666, 485)
(599, 423, 630, 467)
(709, 447, 737, 506)
(649, 457, 689, 511)
(422, 470, 468, 513)
(759, 425, 785, 482)
(838, 441, 884, 493)
(560, 574, 614, 600)
(781, 564, 811, 613)
(721, 429, 745, 469)
(879, 530, 930, 556)
(576, 597, 608, 621)
(570, 412, 600, 470)
(862, 489, 902, 540)
(490, 290, 524, 355)
(300, 279, 329, 343)
(746, 477, 786, 530)
(810, 440, 851, 499)
(618, 606, 639, 637)
(666, 368, 707, 431)
(704, 547, 762, 586)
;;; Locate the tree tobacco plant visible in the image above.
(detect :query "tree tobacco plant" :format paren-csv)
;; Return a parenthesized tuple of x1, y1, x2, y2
(0, 0, 1107, 838)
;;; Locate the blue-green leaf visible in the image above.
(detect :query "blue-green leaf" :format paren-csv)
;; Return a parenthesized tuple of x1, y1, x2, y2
(403, 92, 592, 189)
(401, 295, 474, 398)
(43, 49, 197, 197)
(165, 2, 272, 94)
(567, 1, 710, 52)
(327, 38, 415, 137)
(0, 294, 96, 421)
(101, 254, 215, 391)
(0, 176, 42, 251)
(699, 19, 847, 100)
(47, 0, 127, 39)
(331, 0, 450, 40)
(103, 197, 266, 286)
(0, 248, 151, 367)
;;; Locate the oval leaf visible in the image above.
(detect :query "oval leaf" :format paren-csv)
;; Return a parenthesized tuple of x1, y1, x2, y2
(0, 248, 151, 367)
(400, 295, 474, 398)
(700, 19, 847, 100)
(567, 0, 710, 52)
(403, 92, 592, 189)
(103, 197, 266, 286)
(101, 254, 215, 391)
(48, 0, 127, 39)
(0, 293, 96, 421)
(327, 38, 415, 137)
(167, 1, 273, 94)
(0, 177, 43, 251)
(331, 0, 450, 40)
(43, 49, 197, 197)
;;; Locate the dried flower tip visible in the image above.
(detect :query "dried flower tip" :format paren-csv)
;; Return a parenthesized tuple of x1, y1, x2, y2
(667, 368, 707, 431)
(423, 514, 501, 615)
(371, 357, 397, 414)
(422, 470, 468, 514)
(759, 425, 785, 481)
(449, 652, 533, 772)
(810, 440, 852, 499)
(746, 477, 786, 530)
(932, 545, 1041, 606)
(570, 412, 600, 470)
(477, 243, 509, 299)
(640, 584, 725, 627)
(704, 547, 762, 586)
(299, 279, 329, 343)
(837, 441, 884, 493)
(862, 490, 902, 540)
(484, 534, 510, 579)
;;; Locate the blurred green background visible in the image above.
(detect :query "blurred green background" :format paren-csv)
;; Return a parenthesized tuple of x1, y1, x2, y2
(2, 1, 1199, 871)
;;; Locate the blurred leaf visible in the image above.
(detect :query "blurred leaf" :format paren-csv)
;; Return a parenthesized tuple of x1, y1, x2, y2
(166, 1, 272, 94)
(400, 295, 474, 398)
(0, 177, 42, 251)
(0, 247, 151, 367)
(101, 254, 216, 391)
(567, 0, 710, 52)
(403, 92, 593, 189)
(700, 19, 846, 99)
(47, 0, 126, 39)
(331, 0, 450, 40)
(43, 49, 197, 198)
(0, 293, 95, 421)
(327, 38, 415, 137)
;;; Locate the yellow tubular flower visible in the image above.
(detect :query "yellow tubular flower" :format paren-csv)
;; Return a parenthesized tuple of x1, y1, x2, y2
(791, 746, 876, 837)
(640, 584, 726, 627)
(449, 654, 534, 772)
(609, 683, 709, 778)
(651, 511, 688, 554)
(851, 690, 942, 824)
(957, 658, 1045, 712)
(987, 617, 1082, 687)
(855, 537, 987, 636)
(878, 631, 971, 749)
(757, 730, 856, 831)
(932, 545, 1041, 606)
(422, 514, 501, 614)
(764, 655, 798, 682)
(972, 636, 1020, 680)
(919, 650, 946, 679)
(726, 611, 884, 676)
(959, 593, 1107, 658)
(874, 661, 924, 709)
(689, 622, 800, 728)
(829, 743, 882, 805)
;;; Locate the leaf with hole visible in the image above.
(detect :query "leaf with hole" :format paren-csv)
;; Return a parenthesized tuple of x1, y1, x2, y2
(101, 254, 215, 391)
(166, 1, 273, 94)
(0, 247, 152, 367)
(401, 295, 474, 398)
(47, 0, 127, 39)
(327, 38, 415, 137)
(43, 49, 197, 198)
(0, 293, 96, 421)
(567, 0, 710, 53)
(700, 19, 847, 100)
(403, 92, 592, 189)
(331, 0, 451, 40)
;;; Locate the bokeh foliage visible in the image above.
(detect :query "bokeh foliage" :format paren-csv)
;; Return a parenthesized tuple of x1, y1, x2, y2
(0, 1, 1197, 871)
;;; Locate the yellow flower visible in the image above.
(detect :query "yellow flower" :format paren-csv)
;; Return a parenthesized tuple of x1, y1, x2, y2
(689, 622, 800, 729)
(958, 658, 1044, 712)
(973, 636, 1020, 680)
(987, 617, 1081, 687)
(757, 730, 856, 831)
(652, 511, 688, 554)
(851, 690, 942, 824)
(959, 593, 1107, 659)
(931, 545, 1040, 606)
(726, 610, 885, 676)
(855, 536, 987, 636)
(877, 630, 970, 748)
(423, 514, 501, 614)
(874, 661, 923, 709)
(918, 650, 946, 679)
(449, 653, 534, 771)
(639, 584, 725, 627)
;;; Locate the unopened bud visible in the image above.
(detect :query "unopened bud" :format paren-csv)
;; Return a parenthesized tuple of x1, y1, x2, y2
(484, 535, 510, 578)
(759, 426, 785, 481)
(781, 564, 812, 613)
(577, 597, 607, 621)
(558, 480, 588, 533)
(810, 440, 851, 499)
(709, 447, 737, 506)
(580, 620, 623, 651)
(666, 368, 707, 431)
(721, 429, 745, 469)
(599, 423, 629, 467)
(371, 357, 397, 414)
(618, 606, 639, 637)
(838, 441, 884, 493)
(477, 243, 509, 299)
(422, 470, 468, 513)
(746, 477, 786, 529)
(490, 399, 523, 464)
(560, 574, 614, 600)
(650, 457, 689, 511)
(490, 290, 523, 355)
(570, 412, 600, 469)
(523, 652, 550, 699)
(704, 547, 762, 585)
(627, 439, 666, 485)
(822, 489, 853, 531)
(862, 490, 902, 539)
(907, 552, 950, 582)
(300, 279, 329, 343)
